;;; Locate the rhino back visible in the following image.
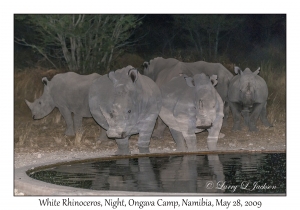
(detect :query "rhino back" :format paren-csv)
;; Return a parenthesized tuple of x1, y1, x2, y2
(147, 57, 180, 81)
(155, 62, 186, 88)
(134, 74, 162, 122)
(148, 58, 233, 101)
(187, 61, 233, 80)
(50, 72, 101, 117)
(186, 61, 233, 100)
(160, 77, 194, 130)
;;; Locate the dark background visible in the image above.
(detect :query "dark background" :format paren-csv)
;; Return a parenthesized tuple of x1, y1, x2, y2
(14, 14, 286, 72)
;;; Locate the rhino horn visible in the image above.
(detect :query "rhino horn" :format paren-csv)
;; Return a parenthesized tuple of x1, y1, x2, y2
(210, 75, 218, 87)
(25, 99, 33, 110)
(253, 67, 261, 75)
(128, 68, 138, 83)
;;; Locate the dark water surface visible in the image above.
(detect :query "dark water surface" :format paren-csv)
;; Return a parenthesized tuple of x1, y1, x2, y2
(29, 153, 286, 194)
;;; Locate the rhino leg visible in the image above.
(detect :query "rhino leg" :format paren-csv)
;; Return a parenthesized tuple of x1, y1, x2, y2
(138, 114, 158, 154)
(182, 132, 198, 152)
(73, 114, 83, 132)
(260, 102, 273, 127)
(115, 137, 130, 155)
(152, 117, 167, 139)
(137, 129, 151, 153)
(222, 101, 230, 127)
(169, 128, 186, 152)
(241, 110, 250, 127)
(229, 102, 242, 131)
(248, 103, 264, 132)
(58, 107, 75, 136)
(97, 127, 111, 142)
(207, 114, 223, 150)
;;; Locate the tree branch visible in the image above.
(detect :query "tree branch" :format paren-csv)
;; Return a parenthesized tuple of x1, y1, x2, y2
(14, 37, 58, 69)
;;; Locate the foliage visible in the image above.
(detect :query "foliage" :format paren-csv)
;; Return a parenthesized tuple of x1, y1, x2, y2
(15, 14, 142, 74)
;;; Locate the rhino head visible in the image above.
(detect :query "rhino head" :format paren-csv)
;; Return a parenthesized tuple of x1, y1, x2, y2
(234, 66, 260, 107)
(184, 73, 218, 129)
(103, 66, 140, 139)
(25, 77, 55, 120)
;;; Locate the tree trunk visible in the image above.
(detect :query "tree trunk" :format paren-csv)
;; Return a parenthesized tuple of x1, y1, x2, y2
(208, 31, 212, 60)
(195, 31, 203, 60)
(214, 25, 220, 61)
(70, 37, 79, 72)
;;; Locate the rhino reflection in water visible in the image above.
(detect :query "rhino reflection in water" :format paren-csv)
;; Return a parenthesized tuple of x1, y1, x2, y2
(88, 66, 162, 155)
(228, 67, 272, 132)
(159, 73, 224, 151)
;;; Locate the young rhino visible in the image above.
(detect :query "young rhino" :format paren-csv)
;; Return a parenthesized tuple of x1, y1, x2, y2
(88, 66, 162, 155)
(228, 67, 272, 132)
(25, 72, 101, 136)
(159, 73, 224, 151)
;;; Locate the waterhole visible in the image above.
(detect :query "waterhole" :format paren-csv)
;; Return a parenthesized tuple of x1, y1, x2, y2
(29, 152, 285, 194)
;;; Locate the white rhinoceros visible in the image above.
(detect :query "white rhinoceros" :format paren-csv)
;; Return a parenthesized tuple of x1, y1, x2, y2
(25, 72, 101, 136)
(143, 57, 233, 139)
(228, 66, 272, 131)
(159, 73, 224, 151)
(88, 66, 162, 155)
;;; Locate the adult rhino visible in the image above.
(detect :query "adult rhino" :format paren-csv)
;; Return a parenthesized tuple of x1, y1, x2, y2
(88, 65, 162, 155)
(25, 72, 101, 136)
(159, 73, 224, 151)
(143, 57, 233, 139)
(228, 66, 272, 132)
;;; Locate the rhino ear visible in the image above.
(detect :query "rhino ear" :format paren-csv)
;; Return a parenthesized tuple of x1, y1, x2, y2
(184, 77, 195, 87)
(42, 77, 49, 86)
(108, 71, 117, 84)
(210, 75, 218, 87)
(25, 99, 33, 110)
(234, 66, 243, 75)
(253, 67, 261, 75)
(128, 68, 138, 83)
(142, 61, 149, 69)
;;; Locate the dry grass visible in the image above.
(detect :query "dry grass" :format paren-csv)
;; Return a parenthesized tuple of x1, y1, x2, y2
(112, 53, 145, 71)
(16, 122, 32, 146)
(259, 60, 286, 124)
